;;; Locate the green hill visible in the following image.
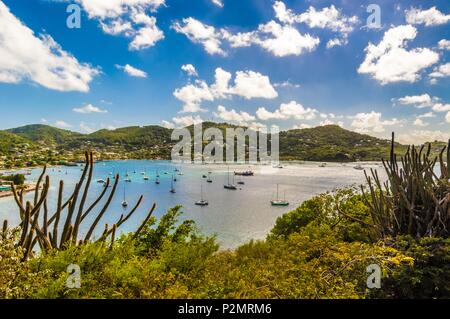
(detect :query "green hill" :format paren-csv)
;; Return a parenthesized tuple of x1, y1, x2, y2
(279, 125, 407, 161)
(7, 124, 82, 145)
(0, 131, 34, 154)
(0, 122, 436, 166)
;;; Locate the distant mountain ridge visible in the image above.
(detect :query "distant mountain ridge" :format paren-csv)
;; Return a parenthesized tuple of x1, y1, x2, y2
(0, 122, 416, 163)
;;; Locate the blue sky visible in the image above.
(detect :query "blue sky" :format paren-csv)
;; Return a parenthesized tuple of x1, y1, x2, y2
(0, 0, 449, 143)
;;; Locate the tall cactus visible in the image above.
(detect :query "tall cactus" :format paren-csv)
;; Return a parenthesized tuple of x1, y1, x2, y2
(360, 133, 450, 238)
(1, 152, 156, 260)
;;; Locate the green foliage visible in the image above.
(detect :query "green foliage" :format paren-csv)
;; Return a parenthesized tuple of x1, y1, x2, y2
(270, 187, 373, 243)
(363, 134, 450, 238)
(372, 236, 450, 298)
(279, 125, 407, 161)
(0, 174, 25, 185)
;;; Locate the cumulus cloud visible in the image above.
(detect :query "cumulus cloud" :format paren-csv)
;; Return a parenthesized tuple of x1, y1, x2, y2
(398, 130, 450, 144)
(273, 1, 358, 48)
(256, 101, 317, 121)
(429, 63, 450, 79)
(172, 1, 361, 56)
(0, 2, 99, 92)
(397, 94, 434, 107)
(55, 120, 72, 129)
(438, 39, 450, 50)
(73, 104, 108, 114)
(214, 105, 255, 125)
(413, 118, 429, 127)
(181, 64, 198, 77)
(172, 11, 320, 57)
(358, 25, 439, 84)
(405, 7, 450, 26)
(116, 64, 148, 77)
(252, 21, 320, 57)
(173, 68, 277, 113)
(350, 111, 403, 133)
(396, 94, 450, 113)
(172, 18, 227, 55)
(74, 0, 165, 50)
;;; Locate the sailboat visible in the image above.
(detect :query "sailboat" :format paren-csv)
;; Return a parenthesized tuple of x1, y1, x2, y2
(271, 184, 289, 206)
(224, 167, 237, 190)
(121, 184, 128, 207)
(195, 185, 208, 206)
(206, 172, 213, 183)
(170, 175, 176, 193)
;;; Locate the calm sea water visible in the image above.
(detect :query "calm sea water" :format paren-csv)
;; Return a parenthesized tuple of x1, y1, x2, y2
(0, 161, 385, 248)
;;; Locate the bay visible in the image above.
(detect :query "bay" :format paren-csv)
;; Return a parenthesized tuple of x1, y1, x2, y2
(0, 160, 385, 249)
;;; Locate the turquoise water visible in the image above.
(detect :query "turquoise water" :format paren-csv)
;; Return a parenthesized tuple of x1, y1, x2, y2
(0, 160, 381, 248)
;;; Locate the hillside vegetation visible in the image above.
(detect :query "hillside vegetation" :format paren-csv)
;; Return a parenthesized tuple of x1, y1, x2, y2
(0, 122, 433, 168)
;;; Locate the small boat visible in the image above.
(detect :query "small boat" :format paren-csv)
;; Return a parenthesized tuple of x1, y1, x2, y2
(178, 172, 184, 176)
(143, 176, 149, 180)
(141, 172, 146, 175)
(224, 167, 237, 190)
(164, 172, 168, 175)
(319, 163, 326, 168)
(156, 170, 160, 178)
(234, 171, 254, 176)
(155, 177, 160, 184)
(271, 184, 289, 206)
(273, 164, 283, 169)
(121, 185, 128, 207)
(97, 179, 105, 184)
(170, 175, 176, 193)
(202, 174, 207, 178)
(195, 185, 208, 206)
(353, 164, 364, 170)
(125, 178, 132, 182)
(206, 172, 213, 183)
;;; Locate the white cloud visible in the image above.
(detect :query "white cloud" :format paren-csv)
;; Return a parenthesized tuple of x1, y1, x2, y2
(79, 121, 95, 133)
(75, 0, 165, 50)
(398, 130, 450, 144)
(116, 64, 148, 78)
(181, 64, 198, 77)
(214, 105, 255, 125)
(291, 123, 312, 130)
(438, 39, 450, 50)
(446, 112, 450, 124)
(417, 112, 435, 118)
(55, 120, 72, 129)
(405, 7, 450, 26)
(358, 25, 439, 84)
(397, 94, 433, 107)
(173, 15, 320, 57)
(429, 63, 450, 79)
(173, 80, 213, 113)
(75, 0, 164, 19)
(274, 80, 301, 88)
(73, 103, 108, 114)
(0, 2, 99, 92)
(396, 94, 450, 113)
(172, 18, 226, 55)
(413, 118, 429, 127)
(273, 1, 358, 47)
(173, 68, 277, 113)
(319, 119, 343, 127)
(172, 115, 203, 127)
(161, 120, 174, 129)
(350, 111, 403, 133)
(253, 21, 320, 57)
(256, 101, 317, 121)
(211, 0, 223, 8)
(230, 70, 278, 99)
(432, 103, 450, 112)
